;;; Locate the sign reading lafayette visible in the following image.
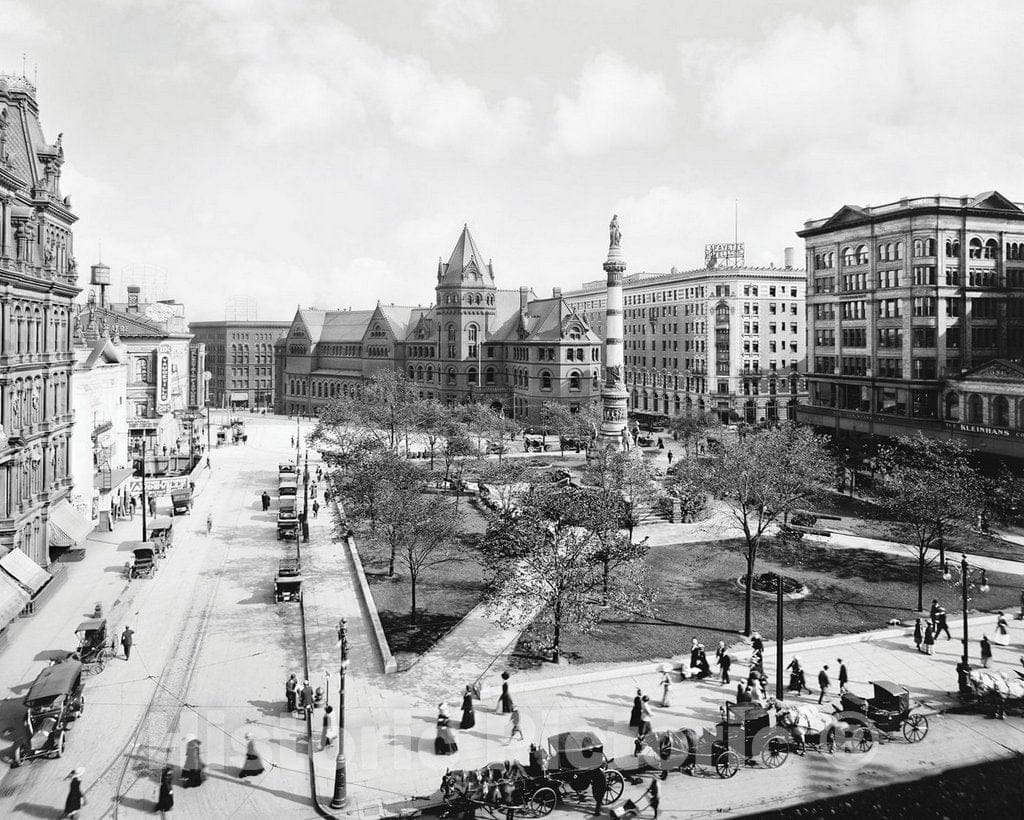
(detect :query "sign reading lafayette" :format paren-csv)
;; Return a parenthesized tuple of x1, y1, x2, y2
(705, 242, 745, 270)
(943, 421, 1024, 440)
(157, 344, 171, 412)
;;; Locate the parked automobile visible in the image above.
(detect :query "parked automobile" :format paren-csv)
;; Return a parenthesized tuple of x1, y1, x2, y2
(11, 660, 85, 766)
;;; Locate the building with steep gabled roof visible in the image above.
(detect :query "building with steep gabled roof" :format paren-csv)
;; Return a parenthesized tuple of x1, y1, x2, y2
(279, 226, 602, 423)
(0, 75, 83, 578)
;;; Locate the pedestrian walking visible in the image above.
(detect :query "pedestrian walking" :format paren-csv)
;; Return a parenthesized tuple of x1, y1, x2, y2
(238, 733, 265, 778)
(659, 670, 671, 707)
(509, 705, 524, 741)
(696, 646, 711, 679)
(981, 635, 992, 668)
(666, 450, 673, 465)
(322, 705, 337, 748)
(460, 684, 476, 729)
(837, 659, 849, 694)
(629, 688, 642, 728)
(657, 437, 664, 450)
(786, 656, 811, 694)
(63, 769, 85, 818)
(206, 513, 213, 535)
(924, 622, 935, 655)
(817, 666, 831, 704)
(435, 704, 458, 755)
(300, 679, 314, 716)
(182, 737, 205, 787)
(312, 500, 320, 519)
(149, 496, 157, 517)
(935, 606, 951, 640)
(688, 637, 700, 672)
(749, 648, 764, 677)
(929, 598, 940, 628)
(291, 435, 295, 448)
(121, 626, 134, 660)
(498, 673, 513, 714)
(128, 495, 137, 519)
(643, 776, 661, 819)
(719, 651, 731, 685)
(995, 611, 1009, 646)
(751, 632, 764, 654)
(155, 765, 174, 816)
(286, 673, 298, 713)
(913, 618, 923, 652)
(638, 695, 653, 737)
(590, 765, 608, 816)
(205, 457, 211, 469)
(261, 491, 270, 511)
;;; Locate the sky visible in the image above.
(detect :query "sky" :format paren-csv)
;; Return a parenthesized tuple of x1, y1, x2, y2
(4, 0, 1024, 321)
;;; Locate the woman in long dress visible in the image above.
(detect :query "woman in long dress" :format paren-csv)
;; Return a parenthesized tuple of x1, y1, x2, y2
(182, 738, 205, 787)
(660, 672, 671, 707)
(629, 689, 642, 727)
(322, 705, 337, 748)
(460, 685, 476, 729)
(435, 704, 458, 755)
(498, 680, 514, 714)
(63, 769, 84, 819)
(239, 733, 265, 777)
(156, 766, 174, 816)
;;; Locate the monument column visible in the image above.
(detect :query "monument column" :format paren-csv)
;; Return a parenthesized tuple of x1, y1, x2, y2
(598, 215, 629, 449)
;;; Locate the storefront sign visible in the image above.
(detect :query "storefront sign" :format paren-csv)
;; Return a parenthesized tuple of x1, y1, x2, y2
(943, 421, 1024, 440)
(157, 344, 171, 412)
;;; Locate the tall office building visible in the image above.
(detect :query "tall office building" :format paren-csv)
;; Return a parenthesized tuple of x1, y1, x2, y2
(796, 192, 1024, 459)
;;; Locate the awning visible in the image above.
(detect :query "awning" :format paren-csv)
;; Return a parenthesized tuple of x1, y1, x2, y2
(230, 392, 248, 402)
(48, 499, 95, 548)
(0, 548, 52, 596)
(0, 572, 30, 631)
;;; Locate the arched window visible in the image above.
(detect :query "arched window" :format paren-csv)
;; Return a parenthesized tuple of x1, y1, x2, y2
(540, 370, 552, 390)
(841, 247, 855, 266)
(992, 395, 1010, 427)
(467, 367, 477, 386)
(945, 393, 960, 421)
(984, 238, 1000, 259)
(593, 371, 600, 389)
(136, 358, 148, 382)
(485, 366, 495, 385)
(855, 245, 868, 264)
(913, 239, 925, 257)
(946, 238, 960, 257)
(417, 366, 424, 381)
(925, 238, 936, 256)
(447, 324, 456, 342)
(426, 366, 433, 382)
(568, 371, 581, 391)
(446, 367, 456, 385)
(969, 238, 983, 259)
(716, 304, 729, 320)
(894, 242, 904, 260)
(408, 366, 415, 380)
(967, 394, 983, 423)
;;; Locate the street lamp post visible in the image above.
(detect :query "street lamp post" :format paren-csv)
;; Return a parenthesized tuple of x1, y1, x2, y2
(302, 452, 310, 543)
(330, 618, 349, 809)
(956, 553, 989, 697)
(775, 578, 784, 701)
(135, 441, 149, 542)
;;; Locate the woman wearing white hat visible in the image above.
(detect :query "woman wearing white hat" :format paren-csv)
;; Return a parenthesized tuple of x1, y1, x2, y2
(182, 736, 205, 787)
(62, 769, 84, 818)
(239, 732, 265, 778)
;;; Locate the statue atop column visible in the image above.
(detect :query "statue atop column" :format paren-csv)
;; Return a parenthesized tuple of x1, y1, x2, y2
(609, 214, 621, 248)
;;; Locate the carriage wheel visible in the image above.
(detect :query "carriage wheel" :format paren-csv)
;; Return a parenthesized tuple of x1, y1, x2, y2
(761, 735, 789, 769)
(715, 749, 741, 778)
(903, 714, 928, 743)
(604, 769, 624, 803)
(852, 726, 874, 752)
(53, 731, 65, 758)
(527, 786, 557, 817)
(11, 744, 22, 767)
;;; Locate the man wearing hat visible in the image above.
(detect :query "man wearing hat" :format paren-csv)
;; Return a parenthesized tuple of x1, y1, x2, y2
(121, 626, 135, 660)
(63, 769, 84, 818)
(300, 679, 314, 716)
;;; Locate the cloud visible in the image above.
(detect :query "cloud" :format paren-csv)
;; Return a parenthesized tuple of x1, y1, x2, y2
(550, 52, 674, 157)
(424, 0, 502, 40)
(185, 2, 530, 161)
(0, 0, 57, 39)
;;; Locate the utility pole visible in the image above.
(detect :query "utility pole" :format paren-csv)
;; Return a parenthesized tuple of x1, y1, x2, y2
(302, 451, 310, 543)
(775, 579, 784, 700)
(330, 618, 349, 808)
(137, 442, 148, 542)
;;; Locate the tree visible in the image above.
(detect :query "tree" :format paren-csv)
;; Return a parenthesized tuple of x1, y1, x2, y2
(665, 460, 709, 522)
(476, 459, 530, 517)
(414, 399, 454, 472)
(582, 448, 661, 540)
(668, 412, 719, 460)
(574, 487, 650, 601)
(542, 402, 599, 455)
(480, 484, 653, 662)
(310, 369, 419, 454)
(460, 403, 519, 461)
(876, 435, 982, 612)
(390, 495, 462, 623)
(696, 425, 835, 635)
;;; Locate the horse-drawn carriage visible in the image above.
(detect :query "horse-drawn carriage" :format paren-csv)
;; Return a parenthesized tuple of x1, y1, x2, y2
(10, 660, 85, 766)
(73, 618, 111, 675)
(773, 701, 873, 755)
(147, 516, 174, 555)
(124, 542, 158, 579)
(839, 680, 929, 743)
(967, 669, 1024, 719)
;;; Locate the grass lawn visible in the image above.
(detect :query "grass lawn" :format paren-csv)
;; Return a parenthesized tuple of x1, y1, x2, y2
(359, 497, 489, 667)
(511, 535, 1024, 668)
(805, 490, 1024, 563)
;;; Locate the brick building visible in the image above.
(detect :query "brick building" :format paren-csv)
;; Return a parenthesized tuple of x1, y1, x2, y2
(189, 320, 289, 409)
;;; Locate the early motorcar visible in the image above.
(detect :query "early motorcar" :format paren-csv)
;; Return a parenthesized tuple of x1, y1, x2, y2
(11, 660, 85, 766)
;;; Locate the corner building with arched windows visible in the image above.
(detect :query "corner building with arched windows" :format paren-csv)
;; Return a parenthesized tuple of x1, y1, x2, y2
(278, 226, 602, 423)
(797, 192, 1024, 460)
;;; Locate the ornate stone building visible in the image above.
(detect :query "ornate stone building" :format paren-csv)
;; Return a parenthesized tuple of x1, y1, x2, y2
(189, 320, 289, 409)
(279, 226, 602, 423)
(797, 192, 1024, 459)
(0, 76, 81, 569)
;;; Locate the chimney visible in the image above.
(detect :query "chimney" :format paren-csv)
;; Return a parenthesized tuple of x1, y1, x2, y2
(552, 286, 562, 298)
(127, 285, 140, 312)
(783, 247, 794, 270)
(519, 285, 530, 312)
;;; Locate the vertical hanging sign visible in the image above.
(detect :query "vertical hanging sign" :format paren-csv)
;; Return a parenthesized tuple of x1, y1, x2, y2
(157, 344, 171, 412)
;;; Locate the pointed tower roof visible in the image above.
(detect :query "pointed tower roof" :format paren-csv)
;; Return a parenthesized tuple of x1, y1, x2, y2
(438, 225, 494, 287)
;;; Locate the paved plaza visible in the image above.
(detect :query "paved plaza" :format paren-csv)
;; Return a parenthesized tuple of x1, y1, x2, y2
(1, 414, 1023, 820)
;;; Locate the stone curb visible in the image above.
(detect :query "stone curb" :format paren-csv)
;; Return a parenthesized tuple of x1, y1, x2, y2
(482, 614, 1003, 697)
(335, 506, 398, 675)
